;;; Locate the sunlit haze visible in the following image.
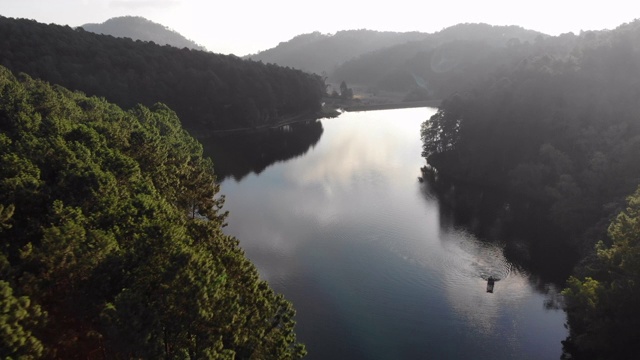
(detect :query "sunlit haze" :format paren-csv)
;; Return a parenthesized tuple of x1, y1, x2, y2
(1, 0, 638, 56)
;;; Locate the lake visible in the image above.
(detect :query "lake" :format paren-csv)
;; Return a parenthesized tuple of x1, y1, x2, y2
(208, 108, 567, 360)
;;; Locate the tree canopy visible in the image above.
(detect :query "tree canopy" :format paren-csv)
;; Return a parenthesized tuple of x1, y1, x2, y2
(562, 185, 640, 359)
(421, 20, 640, 250)
(0, 16, 326, 134)
(0, 65, 306, 358)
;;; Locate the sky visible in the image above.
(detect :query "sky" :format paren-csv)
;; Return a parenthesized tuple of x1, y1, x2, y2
(1, 0, 639, 56)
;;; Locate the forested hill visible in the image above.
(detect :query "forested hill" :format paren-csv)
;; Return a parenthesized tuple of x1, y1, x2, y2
(422, 20, 640, 247)
(81, 16, 206, 51)
(420, 20, 640, 357)
(247, 24, 543, 99)
(0, 16, 325, 133)
(0, 65, 306, 358)
(333, 23, 545, 97)
(246, 29, 430, 75)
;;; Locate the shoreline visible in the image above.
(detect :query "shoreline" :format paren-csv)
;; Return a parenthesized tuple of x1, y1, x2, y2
(343, 99, 441, 112)
(199, 111, 332, 137)
(199, 100, 441, 137)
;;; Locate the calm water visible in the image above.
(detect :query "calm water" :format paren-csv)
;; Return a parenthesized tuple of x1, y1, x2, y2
(213, 108, 567, 360)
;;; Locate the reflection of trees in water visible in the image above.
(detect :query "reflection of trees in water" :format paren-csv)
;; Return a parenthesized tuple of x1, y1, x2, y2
(202, 120, 324, 181)
(420, 168, 577, 288)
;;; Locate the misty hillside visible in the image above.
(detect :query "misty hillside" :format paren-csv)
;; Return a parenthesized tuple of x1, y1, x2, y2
(423, 19, 640, 251)
(333, 23, 546, 97)
(246, 29, 430, 74)
(82, 16, 206, 51)
(248, 24, 545, 100)
(431, 23, 544, 46)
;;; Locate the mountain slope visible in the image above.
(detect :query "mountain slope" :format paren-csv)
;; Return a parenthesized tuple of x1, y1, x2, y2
(333, 23, 547, 96)
(0, 16, 325, 133)
(249, 24, 545, 100)
(422, 20, 640, 248)
(82, 16, 206, 51)
(247, 29, 430, 74)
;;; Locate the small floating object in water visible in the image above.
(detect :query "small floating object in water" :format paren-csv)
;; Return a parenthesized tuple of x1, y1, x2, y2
(486, 276, 495, 293)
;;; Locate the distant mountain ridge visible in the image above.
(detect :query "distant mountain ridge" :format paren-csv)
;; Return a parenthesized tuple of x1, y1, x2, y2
(332, 23, 546, 94)
(246, 29, 431, 74)
(82, 16, 206, 51)
(247, 24, 546, 98)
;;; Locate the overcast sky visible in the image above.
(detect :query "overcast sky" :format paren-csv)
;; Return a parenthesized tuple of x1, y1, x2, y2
(1, 0, 638, 56)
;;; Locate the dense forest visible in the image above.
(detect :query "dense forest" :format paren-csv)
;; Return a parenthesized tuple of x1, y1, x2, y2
(81, 16, 206, 51)
(249, 24, 543, 101)
(333, 24, 545, 98)
(0, 66, 306, 358)
(420, 20, 640, 358)
(0, 16, 326, 133)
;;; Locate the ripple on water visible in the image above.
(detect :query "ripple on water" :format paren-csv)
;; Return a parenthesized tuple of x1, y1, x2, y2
(440, 228, 515, 283)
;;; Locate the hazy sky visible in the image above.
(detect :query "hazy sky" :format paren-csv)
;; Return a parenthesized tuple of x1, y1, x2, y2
(1, 0, 638, 56)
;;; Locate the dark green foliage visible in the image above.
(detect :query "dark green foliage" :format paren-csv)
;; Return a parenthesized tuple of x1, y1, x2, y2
(0, 16, 325, 133)
(0, 66, 305, 358)
(562, 186, 640, 359)
(0, 280, 46, 359)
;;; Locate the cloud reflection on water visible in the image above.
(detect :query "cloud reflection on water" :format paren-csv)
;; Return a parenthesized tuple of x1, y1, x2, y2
(283, 110, 429, 189)
(220, 107, 567, 360)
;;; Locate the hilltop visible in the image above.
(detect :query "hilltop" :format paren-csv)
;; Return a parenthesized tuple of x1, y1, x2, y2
(246, 29, 430, 75)
(82, 16, 206, 51)
(249, 24, 545, 103)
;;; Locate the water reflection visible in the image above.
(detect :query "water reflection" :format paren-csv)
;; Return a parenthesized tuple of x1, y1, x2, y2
(201, 119, 323, 181)
(218, 108, 568, 360)
(419, 170, 573, 354)
(422, 171, 577, 286)
(283, 111, 424, 188)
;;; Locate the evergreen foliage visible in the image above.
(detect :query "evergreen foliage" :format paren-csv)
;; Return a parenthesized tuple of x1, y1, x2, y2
(562, 186, 640, 359)
(0, 66, 305, 359)
(0, 16, 325, 133)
